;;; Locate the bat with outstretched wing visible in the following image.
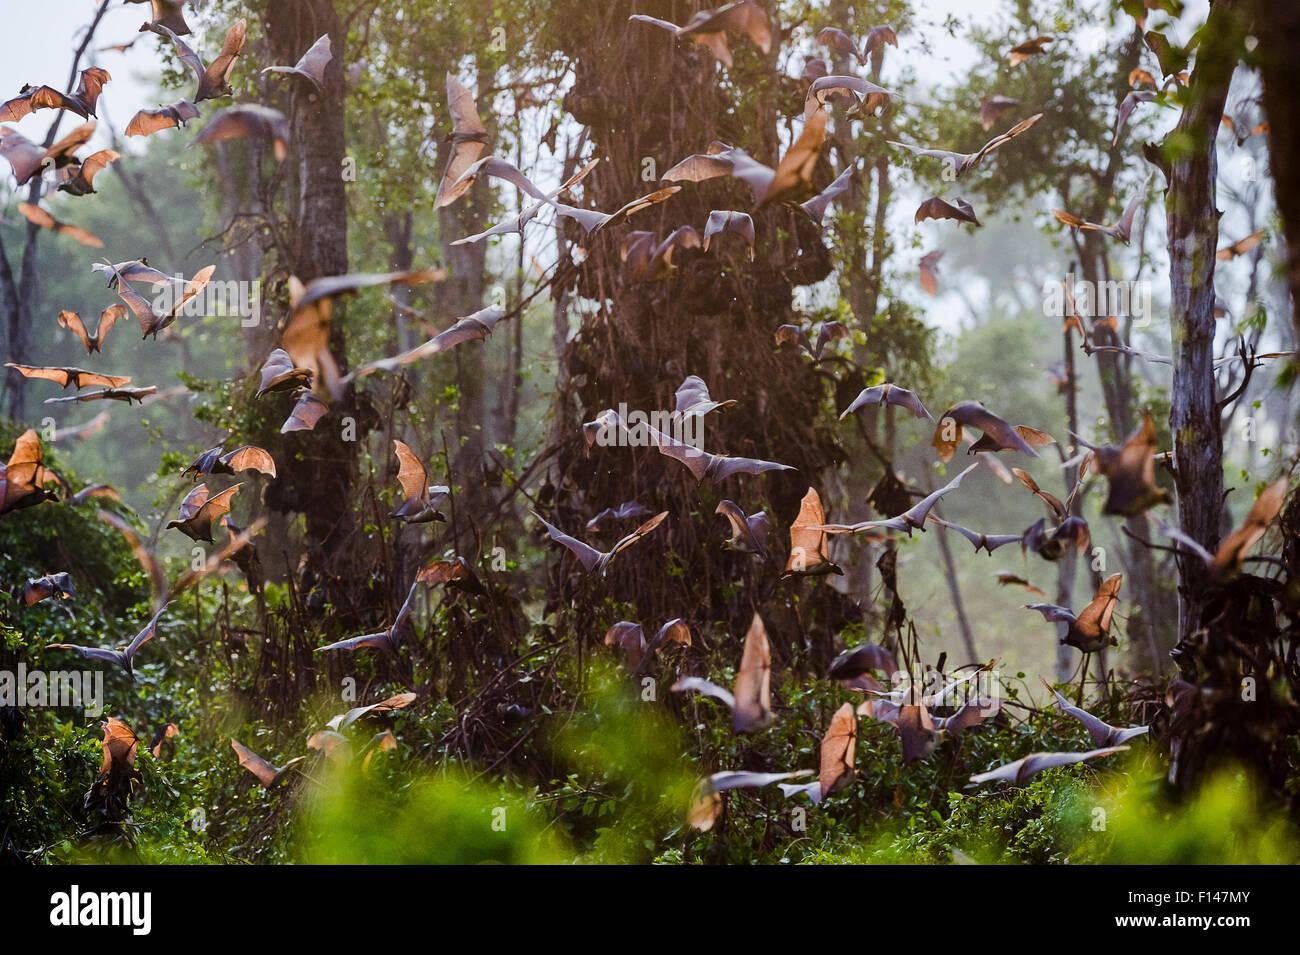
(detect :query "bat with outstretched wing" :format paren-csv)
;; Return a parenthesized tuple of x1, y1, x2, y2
(53, 149, 120, 196)
(57, 306, 127, 354)
(781, 487, 843, 577)
(390, 440, 450, 524)
(192, 105, 290, 160)
(715, 500, 771, 561)
(1053, 182, 1146, 244)
(256, 348, 314, 397)
(44, 385, 157, 405)
(534, 509, 668, 575)
(1008, 35, 1054, 65)
(48, 604, 169, 679)
(1071, 411, 1168, 516)
(813, 462, 978, 536)
(839, 382, 933, 421)
(1, 429, 59, 516)
(799, 165, 854, 225)
(927, 514, 1024, 554)
(5, 364, 130, 390)
(126, 100, 200, 138)
(15, 203, 102, 247)
(280, 389, 329, 433)
(672, 612, 774, 733)
(149, 19, 245, 102)
(230, 739, 305, 788)
(1025, 572, 1123, 652)
(932, 400, 1055, 460)
(971, 745, 1126, 785)
(891, 113, 1043, 177)
(0, 67, 111, 122)
(316, 579, 424, 654)
(262, 34, 332, 89)
(434, 73, 490, 208)
(629, 0, 773, 67)
(166, 484, 240, 543)
(804, 75, 899, 120)
(23, 572, 75, 606)
(1041, 679, 1149, 747)
(688, 769, 813, 830)
(915, 196, 980, 226)
(182, 445, 276, 481)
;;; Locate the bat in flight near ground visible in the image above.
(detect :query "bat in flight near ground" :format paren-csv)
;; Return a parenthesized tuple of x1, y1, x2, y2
(775, 321, 849, 362)
(1054, 182, 1146, 244)
(814, 462, 978, 537)
(149, 20, 246, 102)
(44, 385, 157, 405)
(605, 619, 692, 673)
(262, 34, 332, 89)
(230, 740, 305, 788)
(1041, 679, 1149, 747)
(57, 307, 128, 354)
(166, 484, 240, 543)
(1, 429, 60, 517)
(891, 113, 1043, 178)
(839, 382, 933, 421)
(915, 196, 981, 226)
(534, 509, 668, 575)
(781, 487, 843, 577)
(0, 67, 110, 122)
(1024, 573, 1123, 652)
(390, 440, 450, 524)
(970, 745, 1127, 785)
(193, 105, 290, 160)
(48, 605, 169, 680)
(629, 0, 773, 67)
(673, 612, 774, 733)
(182, 445, 276, 481)
(1151, 477, 1288, 581)
(328, 692, 418, 731)
(4, 364, 130, 390)
(23, 572, 75, 606)
(126, 100, 201, 138)
(688, 769, 813, 830)
(1072, 412, 1169, 516)
(715, 500, 771, 561)
(316, 579, 424, 654)
(15, 203, 102, 247)
(932, 400, 1055, 460)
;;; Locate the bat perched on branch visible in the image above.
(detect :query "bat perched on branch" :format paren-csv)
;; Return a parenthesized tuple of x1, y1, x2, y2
(57, 307, 127, 354)
(1151, 477, 1288, 580)
(715, 500, 771, 561)
(48, 605, 169, 679)
(891, 113, 1043, 178)
(230, 740, 305, 788)
(166, 484, 240, 543)
(672, 612, 774, 733)
(781, 487, 843, 577)
(629, 0, 773, 67)
(1024, 573, 1123, 652)
(1, 429, 59, 516)
(4, 364, 130, 390)
(316, 580, 424, 654)
(434, 74, 489, 208)
(915, 196, 981, 226)
(1072, 412, 1169, 516)
(1054, 182, 1146, 244)
(390, 440, 450, 524)
(804, 75, 899, 119)
(125, 100, 200, 138)
(839, 382, 933, 421)
(262, 34, 332, 90)
(44, 385, 157, 405)
(15, 203, 102, 247)
(533, 510, 668, 575)
(181, 445, 276, 481)
(0, 67, 111, 122)
(192, 105, 290, 160)
(970, 746, 1127, 785)
(688, 769, 813, 831)
(23, 572, 75, 606)
(1007, 35, 1054, 65)
(932, 400, 1055, 460)
(814, 462, 978, 537)
(775, 321, 848, 362)
(1041, 679, 1149, 747)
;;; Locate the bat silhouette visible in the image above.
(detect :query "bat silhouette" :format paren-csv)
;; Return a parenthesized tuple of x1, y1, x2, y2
(801, 58, 829, 82)
(891, 113, 1043, 178)
(23, 572, 75, 606)
(919, 249, 944, 294)
(715, 500, 771, 561)
(125, 100, 201, 137)
(434, 73, 489, 208)
(390, 440, 450, 523)
(1221, 111, 1268, 146)
(979, 95, 1020, 130)
(51, 149, 119, 196)
(702, 210, 755, 256)
(262, 34, 332, 90)
(544, 184, 683, 234)
(970, 745, 1127, 785)
(629, 0, 773, 67)
(48, 604, 169, 679)
(1152, 477, 1288, 580)
(316, 580, 423, 654)
(329, 691, 418, 731)
(1008, 35, 1054, 65)
(1072, 412, 1169, 516)
(182, 445, 276, 481)
(605, 619, 692, 672)
(804, 75, 899, 119)
(44, 385, 157, 405)
(57, 307, 127, 354)
(192, 105, 290, 160)
(839, 382, 933, 421)
(1054, 183, 1146, 245)
(534, 509, 668, 575)
(933, 400, 1055, 460)
(166, 484, 240, 543)
(446, 157, 603, 242)
(256, 348, 314, 397)
(799, 165, 855, 225)
(1024, 572, 1123, 652)
(15, 202, 102, 247)
(281, 389, 329, 433)
(814, 462, 978, 537)
(1, 429, 59, 516)
(651, 428, 796, 483)
(149, 19, 245, 101)
(775, 321, 849, 362)
(230, 740, 305, 788)
(1113, 89, 1156, 146)
(586, 500, 652, 531)
(111, 263, 216, 338)
(781, 487, 843, 577)
(1216, 231, 1264, 261)
(915, 196, 981, 226)
(829, 641, 897, 691)
(672, 612, 773, 733)
(927, 514, 1023, 554)
(4, 364, 130, 390)
(0, 67, 110, 122)
(1042, 679, 1149, 747)
(1021, 515, 1091, 561)
(994, 571, 1045, 596)
(688, 769, 813, 831)
(675, 375, 736, 419)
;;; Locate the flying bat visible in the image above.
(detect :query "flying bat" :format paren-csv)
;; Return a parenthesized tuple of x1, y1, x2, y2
(927, 514, 1023, 554)
(328, 691, 418, 731)
(417, 556, 488, 598)
(781, 487, 843, 577)
(804, 75, 899, 120)
(688, 769, 813, 831)
(0, 67, 110, 122)
(1113, 89, 1157, 146)
(0, 429, 59, 516)
(434, 73, 489, 208)
(1071, 412, 1169, 516)
(44, 385, 157, 405)
(675, 375, 736, 419)
(893, 695, 1002, 763)
(775, 321, 849, 362)
(23, 572, 75, 606)
(891, 113, 1043, 178)
(0, 120, 96, 185)
(262, 34, 332, 90)
(672, 612, 774, 733)
(256, 348, 314, 397)
(1216, 231, 1264, 261)
(994, 571, 1045, 596)
(1024, 572, 1123, 652)
(346, 306, 506, 385)
(149, 19, 245, 102)
(230, 740, 305, 788)
(125, 100, 200, 137)
(815, 25, 897, 65)
(390, 439, 450, 523)
(52, 414, 111, 444)
(629, 0, 773, 68)
(166, 483, 240, 543)
(829, 641, 897, 691)
(1054, 183, 1146, 245)
(915, 196, 981, 226)
(586, 500, 653, 532)
(52, 149, 119, 196)
(48, 604, 169, 679)
(1021, 515, 1091, 561)
(316, 579, 424, 653)
(533, 509, 668, 575)
(1152, 477, 1288, 580)
(702, 210, 755, 256)
(132, 0, 192, 36)
(715, 500, 771, 561)
(1041, 679, 1149, 747)
(1008, 35, 1054, 66)
(813, 462, 978, 537)
(919, 249, 944, 294)
(111, 263, 216, 338)
(15, 202, 102, 247)
(605, 619, 692, 672)
(818, 703, 858, 799)
(57, 306, 127, 354)
(839, 382, 933, 421)
(620, 226, 702, 281)
(933, 400, 1055, 460)
(281, 389, 329, 433)
(4, 364, 130, 390)
(181, 445, 276, 481)
(970, 746, 1127, 785)
(799, 165, 855, 225)
(92, 258, 175, 289)
(192, 105, 290, 160)
(96, 718, 140, 788)
(979, 95, 1020, 130)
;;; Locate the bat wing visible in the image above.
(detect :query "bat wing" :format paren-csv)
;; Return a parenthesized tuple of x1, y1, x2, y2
(939, 698, 1001, 736)
(1025, 602, 1076, 624)
(281, 390, 329, 432)
(125, 603, 169, 661)
(1074, 573, 1123, 638)
(970, 756, 1029, 784)
(799, 164, 854, 225)
(813, 321, 849, 360)
(1018, 746, 1128, 782)
(257, 348, 314, 397)
(604, 510, 669, 571)
(533, 511, 604, 574)
(732, 612, 773, 733)
(883, 383, 934, 421)
(819, 702, 857, 798)
(1042, 679, 1116, 748)
(671, 676, 736, 711)
(1012, 467, 1066, 518)
(783, 487, 840, 575)
(5, 364, 73, 387)
(230, 739, 280, 787)
(775, 324, 814, 357)
(221, 446, 276, 478)
(903, 462, 978, 527)
(897, 703, 938, 763)
(173, 484, 210, 523)
(56, 311, 93, 352)
(392, 440, 429, 504)
(661, 150, 736, 184)
(48, 644, 125, 669)
(193, 105, 290, 161)
(316, 631, 392, 653)
(1210, 477, 1288, 578)
(759, 106, 826, 206)
(195, 484, 240, 531)
(926, 514, 984, 549)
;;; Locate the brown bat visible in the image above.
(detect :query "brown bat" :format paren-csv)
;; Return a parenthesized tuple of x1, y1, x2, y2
(0, 67, 111, 122)
(715, 500, 771, 561)
(1216, 230, 1264, 261)
(192, 105, 290, 160)
(435, 73, 491, 208)
(1041, 679, 1149, 747)
(651, 428, 796, 484)
(933, 400, 1055, 460)
(894, 695, 1002, 763)
(702, 210, 754, 256)
(918, 249, 944, 294)
(330, 691, 418, 731)
(586, 500, 653, 532)
(1054, 183, 1146, 245)
(979, 95, 1020, 130)
(1024, 572, 1123, 652)
(57, 306, 127, 354)
(801, 58, 830, 82)
(781, 487, 843, 577)
(390, 439, 450, 523)
(148, 723, 178, 758)
(605, 618, 692, 672)
(1113, 89, 1157, 146)
(815, 25, 897, 65)
(16, 202, 102, 247)
(804, 75, 899, 120)
(1153, 477, 1288, 580)
(280, 389, 329, 433)
(0, 120, 96, 185)
(814, 462, 978, 537)
(533, 509, 668, 575)
(829, 641, 897, 691)
(97, 718, 141, 788)
(620, 226, 701, 281)
(230, 740, 305, 788)
(256, 348, 314, 397)
(316, 579, 424, 653)
(971, 745, 1127, 785)
(345, 306, 505, 385)
(1021, 515, 1091, 561)
(672, 612, 774, 733)
(818, 703, 857, 799)
(629, 0, 773, 68)
(1, 429, 59, 516)
(915, 196, 981, 226)
(417, 555, 487, 597)
(891, 113, 1043, 178)
(1221, 112, 1268, 146)
(1007, 35, 1054, 66)
(927, 514, 1024, 554)
(4, 363, 130, 390)
(166, 483, 240, 543)
(23, 572, 75, 606)
(262, 34, 332, 90)
(111, 263, 216, 338)
(839, 382, 933, 421)
(52, 150, 119, 196)
(52, 414, 111, 444)
(994, 571, 1045, 596)
(687, 769, 813, 831)
(543, 184, 683, 235)
(775, 321, 849, 362)
(48, 604, 169, 679)
(44, 385, 157, 405)
(125, 100, 201, 138)
(1072, 412, 1169, 516)
(132, 0, 192, 36)
(92, 258, 175, 289)
(760, 106, 827, 206)
(799, 165, 855, 225)
(1011, 467, 1066, 519)
(674, 375, 735, 419)
(181, 445, 276, 481)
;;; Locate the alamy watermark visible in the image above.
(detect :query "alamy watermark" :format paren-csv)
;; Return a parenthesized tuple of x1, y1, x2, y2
(0, 665, 104, 716)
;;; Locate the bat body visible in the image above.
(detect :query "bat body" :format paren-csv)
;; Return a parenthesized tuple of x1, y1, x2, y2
(919, 249, 944, 294)
(933, 400, 1055, 460)
(44, 385, 157, 405)
(48, 605, 168, 679)
(927, 514, 1023, 554)
(804, 75, 898, 120)
(53, 150, 119, 196)
(262, 34, 332, 89)
(126, 100, 201, 137)
(813, 462, 978, 537)
(775, 321, 848, 362)
(5, 363, 130, 390)
(715, 500, 771, 560)
(1054, 184, 1145, 244)
(166, 483, 240, 543)
(605, 618, 691, 672)
(390, 440, 449, 523)
(434, 73, 489, 208)
(534, 510, 668, 575)
(674, 375, 735, 419)
(979, 95, 1020, 130)
(819, 703, 857, 799)
(0, 68, 110, 122)
(193, 105, 290, 161)
(182, 445, 276, 481)
(256, 348, 314, 397)
(0, 430, 59, 516)
(839, 382, 933, 421)
(829, 641, 897, 691)
(672, 612, 773, 733)
(1073, 412, 1169, 516)
(1025, 572, 1123, 652)
(23, 572, 75, 606)
(1008, 35, 1054, 65)
(417, 556, 487, 597)
(702, 210, 755, 255)
(915, 196, 981, 226)
(111, 264, 216, 338)
(150, 20, 245, 102)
